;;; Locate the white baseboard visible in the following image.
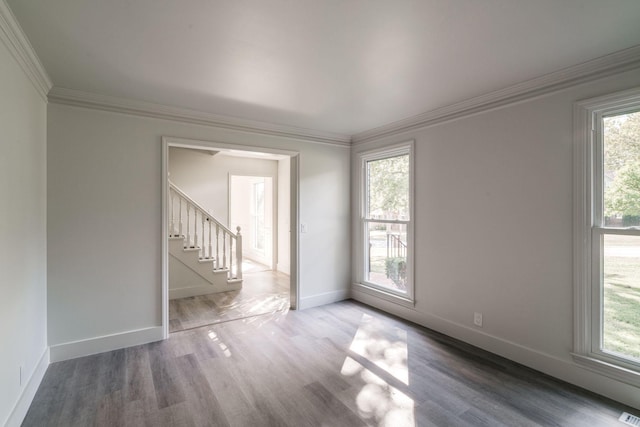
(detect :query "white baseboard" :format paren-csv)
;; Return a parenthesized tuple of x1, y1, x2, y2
(299, 288, 350, 310)
(351, 288, 640, 410)
(277, 262, 290, 276)
(49, 326, 164, 362)
(4, 347, 49, 427)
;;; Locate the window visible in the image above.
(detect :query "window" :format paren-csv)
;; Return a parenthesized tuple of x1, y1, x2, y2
(574, 88, 640, 386)
(356, 142, 414, 305)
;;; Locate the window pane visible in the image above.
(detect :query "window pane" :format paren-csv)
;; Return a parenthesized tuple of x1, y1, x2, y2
(603, 111, 640, 227)
(602, 234, 640, 360)
(367, 154, 409, 220)
(366, 222, 407, 292)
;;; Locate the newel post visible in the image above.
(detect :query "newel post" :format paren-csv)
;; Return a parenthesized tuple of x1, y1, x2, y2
(236, 226, 243, 280)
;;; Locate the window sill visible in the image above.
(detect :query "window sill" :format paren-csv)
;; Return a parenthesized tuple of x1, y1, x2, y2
(571, 352, 640, 388)
(352, 282, 415, 308)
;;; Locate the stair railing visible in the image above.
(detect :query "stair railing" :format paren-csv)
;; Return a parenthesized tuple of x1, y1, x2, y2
(386, 233, 407, 259)
(168, 180, 243, 280)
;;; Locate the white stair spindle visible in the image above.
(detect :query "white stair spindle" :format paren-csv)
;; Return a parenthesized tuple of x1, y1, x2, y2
(229, 235, 234, 278)
(208, 219, 212, 260)
(186, 203, 191, 247)
(168, 181, 245, 284)
(235, 227, 243, 280)
(201, 214, 205, 258)
(194, 209, 199, 253)
(178, 197, 183, 237)
(222, 232, 227, 269)
(169, 190, 175, 236)
(216, 225, 220, 269)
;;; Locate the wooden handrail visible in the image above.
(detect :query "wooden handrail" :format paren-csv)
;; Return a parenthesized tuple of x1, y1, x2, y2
(168, 180, 242, 280)
(169, 180, 236, 237)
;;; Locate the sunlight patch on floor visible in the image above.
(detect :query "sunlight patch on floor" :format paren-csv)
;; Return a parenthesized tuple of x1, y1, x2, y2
(208, 330, 232, 357)
(341, 356, 414, 426)
(348, 313, 409, 384)
(231, 259, 271, 275)
(341, 313, 414, 427)
(241, 305, 290, 327)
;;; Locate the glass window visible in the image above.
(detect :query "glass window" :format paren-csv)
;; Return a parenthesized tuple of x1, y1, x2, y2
(599, 110, 640, 363)
(602, 234, 640, 361)
(574, 89, 640, 385)
(358, 143, 413, 302)
(367, 154, 410, 220)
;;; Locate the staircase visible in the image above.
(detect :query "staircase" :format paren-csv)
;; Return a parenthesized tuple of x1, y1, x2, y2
(168, 180, 243, 299)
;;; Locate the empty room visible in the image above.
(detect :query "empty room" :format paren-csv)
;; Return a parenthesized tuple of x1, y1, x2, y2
(2, 1, 640, 426)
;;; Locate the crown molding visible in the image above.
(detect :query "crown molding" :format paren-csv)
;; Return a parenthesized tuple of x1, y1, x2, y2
(48, 87, 351, 147)
(352, 44, 640, 145)
(0, 0, 52, 101)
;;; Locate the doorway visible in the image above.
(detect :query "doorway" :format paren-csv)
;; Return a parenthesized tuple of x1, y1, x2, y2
(161, 137, 299, 337)
(229, 175, 274, 271)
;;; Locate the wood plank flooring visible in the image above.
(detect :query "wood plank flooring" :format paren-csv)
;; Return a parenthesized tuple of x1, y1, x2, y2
(23, 300, 635, 426)
(169, 268, 289, 333)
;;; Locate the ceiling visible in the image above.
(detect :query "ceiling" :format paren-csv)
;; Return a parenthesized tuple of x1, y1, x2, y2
(7, 0, 640, 136)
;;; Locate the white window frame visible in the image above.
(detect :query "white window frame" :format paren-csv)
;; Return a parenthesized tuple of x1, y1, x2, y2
(573, 87, 640, 387)
(354, 141, 415, 307)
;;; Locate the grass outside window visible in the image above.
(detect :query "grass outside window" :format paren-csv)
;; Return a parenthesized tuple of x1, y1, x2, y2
(603, 234, 640, 360)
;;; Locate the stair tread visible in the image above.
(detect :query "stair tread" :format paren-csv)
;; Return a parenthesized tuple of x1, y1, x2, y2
(168, 226, 242, 289)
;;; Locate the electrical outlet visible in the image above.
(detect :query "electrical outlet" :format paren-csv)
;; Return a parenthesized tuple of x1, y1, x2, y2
(474, 312, 483, 327)
(300, 223, 308, 233)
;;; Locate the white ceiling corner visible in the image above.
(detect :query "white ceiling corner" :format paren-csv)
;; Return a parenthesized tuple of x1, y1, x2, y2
(0, 0, 51, 100)
(352, 44, 640, 144)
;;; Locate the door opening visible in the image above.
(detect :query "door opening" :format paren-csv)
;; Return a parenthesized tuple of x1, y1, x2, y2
(161, 137, 299, 338)
(229, 175, 275, 271)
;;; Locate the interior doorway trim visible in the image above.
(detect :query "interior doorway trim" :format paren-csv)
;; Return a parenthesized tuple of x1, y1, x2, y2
(161, 136, 301, 339)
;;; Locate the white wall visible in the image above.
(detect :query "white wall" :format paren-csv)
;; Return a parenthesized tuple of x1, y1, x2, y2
(47, 104, 351, 356)
(0, 38, 48, 425)
(168, 254, 231, 299)
(169, 147, 278, 226)
(278, 157, 291, 274)
(351, 68, 640, 409)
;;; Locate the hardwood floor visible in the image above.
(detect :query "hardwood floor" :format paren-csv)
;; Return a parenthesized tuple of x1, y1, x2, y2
(23, 300, 634, 427)
(169, 268, 290, 333)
